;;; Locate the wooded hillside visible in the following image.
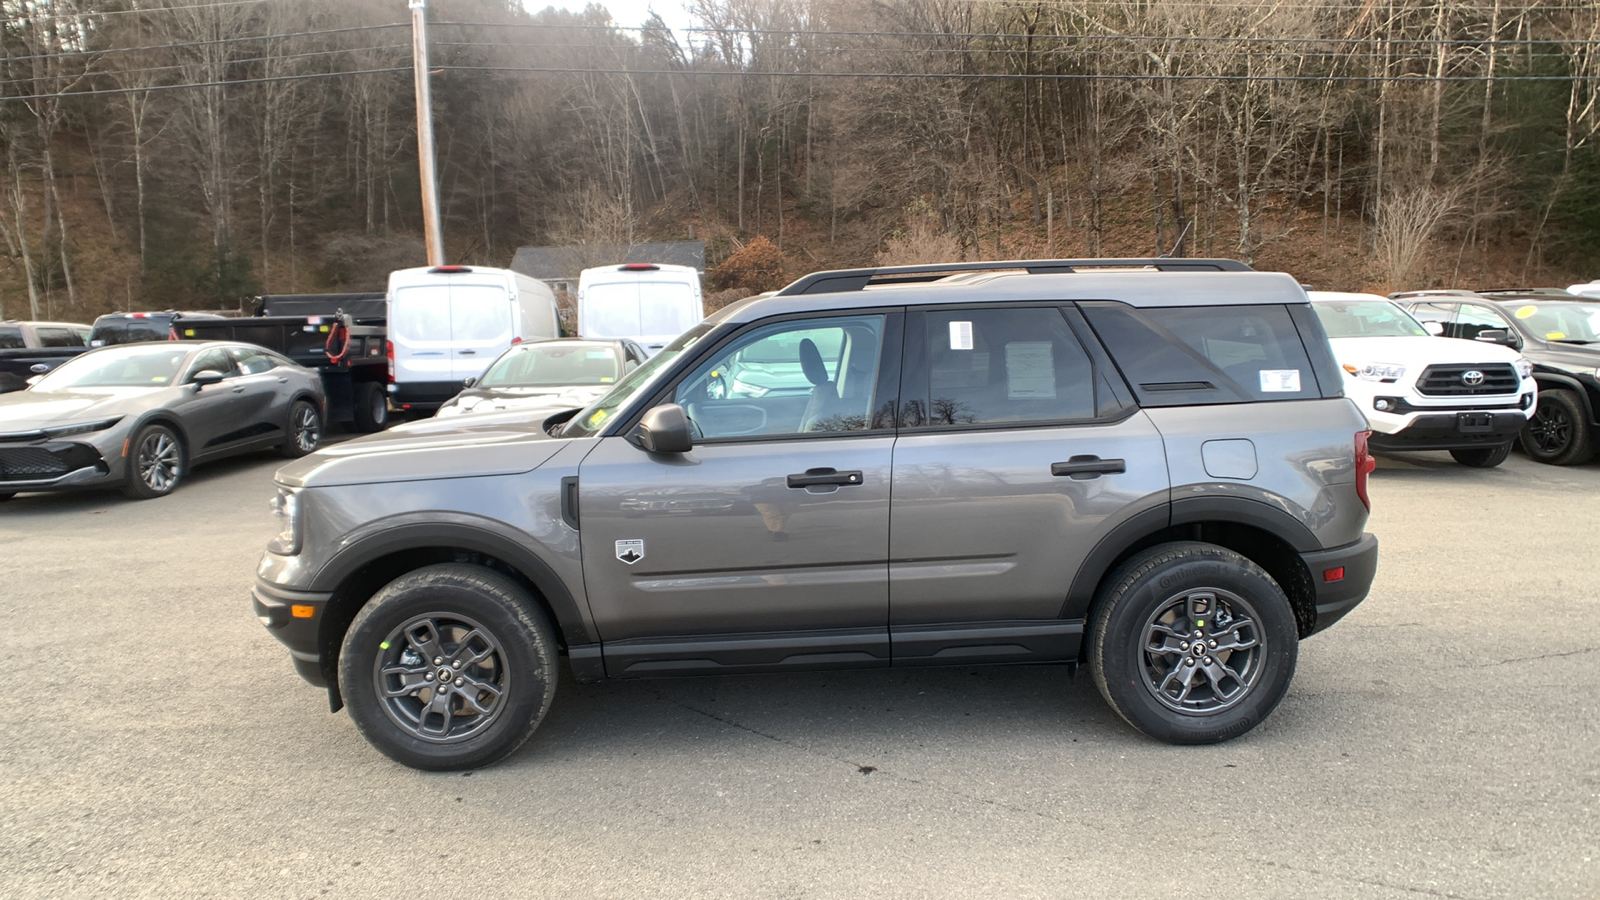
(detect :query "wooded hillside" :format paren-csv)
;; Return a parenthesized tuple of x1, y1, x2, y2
(2, 0, 1598, 322)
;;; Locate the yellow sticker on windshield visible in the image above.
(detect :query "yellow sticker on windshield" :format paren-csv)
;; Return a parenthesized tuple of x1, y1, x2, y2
(1516, 306, 1537, 319)
(1547, 332, 1566, 339)
(600, 377, 614, 383)
(152, 376, 164, 382)
(184, 328, 196, 336)
(587, 409, 609, 427)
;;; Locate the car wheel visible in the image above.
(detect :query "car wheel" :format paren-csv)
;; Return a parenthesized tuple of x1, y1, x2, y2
(339, 564, 558, 771)
(1520, 389, 1593, 465)
(278, 400, 322, 458)
(1449, 444, 1511, 468)
(0, 492, 14, 501)
(122, 424, 185, 500)
(352, 382, 388, 433)
(1089, 542, 1299, 745)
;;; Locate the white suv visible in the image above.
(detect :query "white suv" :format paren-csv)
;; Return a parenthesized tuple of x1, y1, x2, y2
(1308, 291, 1536, 467)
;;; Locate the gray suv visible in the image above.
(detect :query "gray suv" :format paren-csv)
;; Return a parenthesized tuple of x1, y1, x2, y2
(253, 259, 1379, 770)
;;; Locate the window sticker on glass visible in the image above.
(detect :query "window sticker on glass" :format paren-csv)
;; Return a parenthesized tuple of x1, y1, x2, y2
(1259, 369, 1302, 392)
(1005, 342, 1057, 399)
(949, 321, 973, 351)
(1516, 306, 1537, 319)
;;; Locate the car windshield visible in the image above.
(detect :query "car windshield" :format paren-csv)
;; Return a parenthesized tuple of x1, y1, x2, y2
(33, 345, 189, 389)
(560, 324, 712, 437)
(1312, 300, 1430, 338)
(480, 343, 621, 388)
(1506, 303, 1600, 343)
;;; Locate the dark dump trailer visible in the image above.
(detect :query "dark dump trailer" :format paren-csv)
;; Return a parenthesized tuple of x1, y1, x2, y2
(177, 293, 391, 432)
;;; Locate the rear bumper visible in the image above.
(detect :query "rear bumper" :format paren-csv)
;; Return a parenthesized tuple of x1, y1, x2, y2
(253, 577, 332, 687)
(388, 380, 459, 412)
(1298, 533, 1379, 637)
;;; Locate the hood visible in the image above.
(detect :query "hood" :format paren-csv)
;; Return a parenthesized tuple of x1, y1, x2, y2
(276, 411, 574, 488)
(1327, 335, 1523, 367)
(0, 386, 157, 431)
(437, 384, 608, 418)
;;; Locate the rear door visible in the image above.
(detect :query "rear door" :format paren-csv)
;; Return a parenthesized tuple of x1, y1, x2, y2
(887, 305, 1169, 663)
(389, 285, 453, 386)
(448, 281, 514, 382)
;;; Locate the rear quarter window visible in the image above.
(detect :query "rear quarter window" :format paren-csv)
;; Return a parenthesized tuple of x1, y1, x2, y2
(1081, 302, 1322, 406)
(0, 325, 22, 349)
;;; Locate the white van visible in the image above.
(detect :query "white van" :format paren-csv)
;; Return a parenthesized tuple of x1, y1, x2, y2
(576, 263, 704, 356)
(386, 265, 560, 412)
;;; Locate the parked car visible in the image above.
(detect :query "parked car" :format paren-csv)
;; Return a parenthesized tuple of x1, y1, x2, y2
(386, 265, 562, 413)
(1395, 291, 1600, 465)
(253, 257, 1379, 770)
(1307, 291, 1534, 467)
(88, 310, 225, 347)
(435, 338, 648, 418)
(1567, 281, 1600, 299)
(0, 319, 93, 392)
(577, 262, 704, 356)
(0, 341, 325, 501)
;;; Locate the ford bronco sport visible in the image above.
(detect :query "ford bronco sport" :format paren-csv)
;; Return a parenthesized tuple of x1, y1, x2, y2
(253, 259, 1379, 770)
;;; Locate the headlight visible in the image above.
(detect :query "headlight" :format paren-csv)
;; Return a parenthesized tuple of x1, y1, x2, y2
(1343, 363, 1405, 382)
(267, 487, 301, 555)
(1515, 358, 1533, 379)
(42, 417, 122, 438)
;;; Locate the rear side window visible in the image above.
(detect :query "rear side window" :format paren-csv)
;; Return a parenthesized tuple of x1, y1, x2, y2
(35, 327, 84, 347)
(0, 325, 21, 349)
(904, 307, 1097, 427)
(1082, 303, 1320, 406)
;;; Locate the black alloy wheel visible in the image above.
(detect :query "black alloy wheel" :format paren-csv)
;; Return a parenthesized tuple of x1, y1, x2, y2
(1521, 389, 1594, 466)
(122, 424, 184, 499)
(279, 400, 322, 458)
(1090, 542, 1299, 744)
(340, 564, 558, 770)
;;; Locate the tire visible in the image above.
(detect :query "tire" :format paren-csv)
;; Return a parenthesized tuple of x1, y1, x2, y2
(122, 424, 185, 500)
(1089, 542, 1299, 745)
(278, 399, 322, 458)
(352, 381, 389, 433)
(1449, 443, 1511, 468)
(1521, 389, 1594, 466)
(339, 564, 559, 771)
(0, 492, 14, 501)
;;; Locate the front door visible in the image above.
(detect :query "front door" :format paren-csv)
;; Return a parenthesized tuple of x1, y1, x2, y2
(578, 312, 901, 677)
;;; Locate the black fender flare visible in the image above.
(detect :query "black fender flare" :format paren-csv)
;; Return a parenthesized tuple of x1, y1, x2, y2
(1531, 372, 1598, 425)
(1062, 496, 1320, 620)
(308, 520, 594, 647)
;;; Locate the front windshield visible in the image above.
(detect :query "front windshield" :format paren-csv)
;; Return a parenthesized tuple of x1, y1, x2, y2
(1313, 300, 1430, 338)
(561, 324, 712, 437)
(33, 345, 188, 390)
(1507, 303, 1600, 343)
(481, 342, 621, 388)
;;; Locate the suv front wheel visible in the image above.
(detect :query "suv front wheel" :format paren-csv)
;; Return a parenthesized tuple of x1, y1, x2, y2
(1089, 542, 1299, 744)
(339, 564, 559, 770)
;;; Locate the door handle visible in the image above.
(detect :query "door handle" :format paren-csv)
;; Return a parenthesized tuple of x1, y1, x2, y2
(786, 468, 864, 488)
(230, 386, 246, 394)
(1050, 456, 1125, 479)
(459, 350, 476, 355)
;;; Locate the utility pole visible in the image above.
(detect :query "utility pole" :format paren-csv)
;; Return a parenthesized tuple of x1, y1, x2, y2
(410, 0, 444, 265)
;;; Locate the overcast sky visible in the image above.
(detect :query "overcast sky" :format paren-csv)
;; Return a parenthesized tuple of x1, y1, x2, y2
(526, 0, 697, 33)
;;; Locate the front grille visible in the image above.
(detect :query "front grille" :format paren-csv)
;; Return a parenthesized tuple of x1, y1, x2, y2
(0, 444, 101, 482)
(1416, 363, 1519, 396)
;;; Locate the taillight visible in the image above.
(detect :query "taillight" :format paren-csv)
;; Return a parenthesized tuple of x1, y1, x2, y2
(1354, 430, 1376, 511)
(386, 340, 395, 382)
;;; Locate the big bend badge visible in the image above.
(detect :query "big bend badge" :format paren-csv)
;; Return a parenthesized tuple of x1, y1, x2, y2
(615, 539, 645, 565)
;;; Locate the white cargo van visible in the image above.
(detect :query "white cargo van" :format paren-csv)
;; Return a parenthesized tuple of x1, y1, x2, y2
(386, 265, 560, 412)
(576, 263, 703, 356)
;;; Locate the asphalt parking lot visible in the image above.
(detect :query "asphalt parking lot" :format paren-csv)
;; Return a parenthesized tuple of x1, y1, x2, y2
(1, 448, 1596, 899)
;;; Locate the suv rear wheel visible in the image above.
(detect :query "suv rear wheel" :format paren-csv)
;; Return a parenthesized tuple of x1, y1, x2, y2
(1089, 542, 1298, 744)
(339, 564, 558, 770)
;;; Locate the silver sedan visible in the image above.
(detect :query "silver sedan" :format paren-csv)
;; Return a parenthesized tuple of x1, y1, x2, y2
(0, 341, 326, 500)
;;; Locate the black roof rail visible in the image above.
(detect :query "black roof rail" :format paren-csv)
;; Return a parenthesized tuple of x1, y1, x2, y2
(775, 258, 1254, 296)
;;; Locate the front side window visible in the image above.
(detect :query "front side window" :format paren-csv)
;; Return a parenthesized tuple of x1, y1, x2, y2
(904, 307, 1096, 427)
(187, 348, 236, 380)
(36, 327, 85, 348)
(673, 315, 887, 439)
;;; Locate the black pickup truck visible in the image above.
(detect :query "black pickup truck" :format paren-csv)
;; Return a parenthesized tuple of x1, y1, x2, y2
(177, 293, 391, 432)
(0, 320, 93, 392)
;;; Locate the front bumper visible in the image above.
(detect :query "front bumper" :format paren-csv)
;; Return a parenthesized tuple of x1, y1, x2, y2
(252, 577, 333, 687)
(0, 441, 112, 492)
(1366, 410, 1527, 451)
(1299, 533, 1379, 637)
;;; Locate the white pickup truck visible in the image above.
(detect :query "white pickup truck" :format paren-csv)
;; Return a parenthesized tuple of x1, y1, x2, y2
(1308, 291, 1536, 467)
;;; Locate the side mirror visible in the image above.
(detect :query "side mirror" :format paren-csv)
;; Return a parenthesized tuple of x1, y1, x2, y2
(634, 404, 693, 454)
(26, 375, 42, 386)
(190, 370, 226, 388)
(462, 376, 478, 388)
(1422, 321, 1444, 336)
(1475, 328, 1517, 347)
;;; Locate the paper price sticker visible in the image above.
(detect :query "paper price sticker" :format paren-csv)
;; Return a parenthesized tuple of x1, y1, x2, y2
(949, 321, 974, 350)
(1259, 369, 1302, 393)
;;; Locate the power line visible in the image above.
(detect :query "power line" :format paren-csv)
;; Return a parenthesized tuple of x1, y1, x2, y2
(0, 22, 406, 65)
(0, 65, 408, 103)
(0, 43, 409, 91)
(0, 0, 275, 24)
(436, 63, 1588, 83)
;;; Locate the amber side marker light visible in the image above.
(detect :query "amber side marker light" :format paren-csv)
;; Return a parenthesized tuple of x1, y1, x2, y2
(291, 605, 316, 618)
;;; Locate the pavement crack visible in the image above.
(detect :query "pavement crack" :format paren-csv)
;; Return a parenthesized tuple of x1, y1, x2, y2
(1455, 646, 1596, 669)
